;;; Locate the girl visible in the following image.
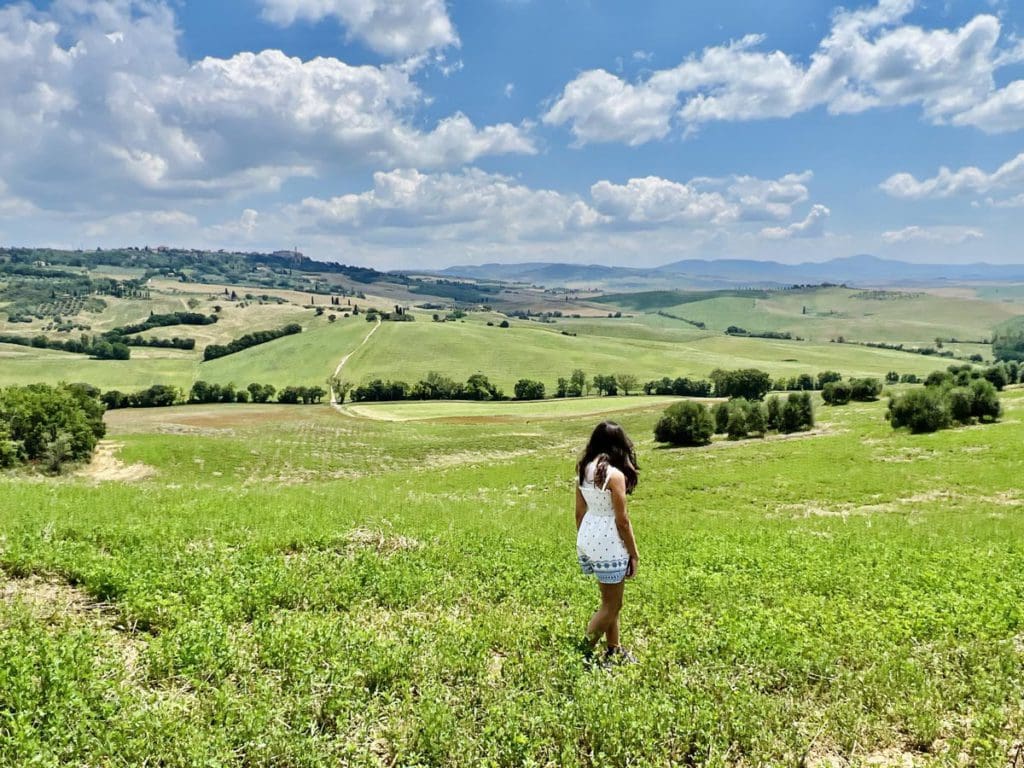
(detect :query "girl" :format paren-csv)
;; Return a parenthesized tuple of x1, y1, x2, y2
(575, 420, 640, 664)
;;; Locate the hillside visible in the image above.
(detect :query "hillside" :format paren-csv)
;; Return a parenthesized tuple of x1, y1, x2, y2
(440, 254, 1024, 289)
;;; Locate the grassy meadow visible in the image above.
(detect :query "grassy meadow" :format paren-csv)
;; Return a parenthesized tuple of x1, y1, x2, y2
(3, 280, 1018, 396)
(2, 390, 1024, 766)
(598, 287, 1024, 348)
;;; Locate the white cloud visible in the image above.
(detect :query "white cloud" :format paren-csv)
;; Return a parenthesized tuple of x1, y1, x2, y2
(880, 151, 1024, 202)
(590, 177, 737, 225)
(504, 82, 515, 98)
(951, 81, 1024, 133)
(83, 209, 198, 238)
(291, 168, 604, 241)
(290, 168, 825, 245)
(760, 204, 830, 240)
(0, 1, 533, 213)
(258, 0, 458, 58)
(543, 69, 678, 145)
(881, 225, 984, 244)
(544, 0, 1024, 144)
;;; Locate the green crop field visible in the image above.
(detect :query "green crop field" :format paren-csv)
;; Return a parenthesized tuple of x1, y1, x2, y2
(597, 287, 1024, 347)
(2, 390, 1023, 766)
(341, 317, 957, 394)
(3, 274, 1019, 397)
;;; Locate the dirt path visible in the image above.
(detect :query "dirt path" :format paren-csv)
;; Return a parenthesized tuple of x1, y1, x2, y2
(77, 440, 156, 483)
(330, 318, 381, 407)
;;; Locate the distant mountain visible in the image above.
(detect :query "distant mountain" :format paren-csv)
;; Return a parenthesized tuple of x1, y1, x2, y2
(437, 255, 1024, 289)
(434, 261, 655, 284)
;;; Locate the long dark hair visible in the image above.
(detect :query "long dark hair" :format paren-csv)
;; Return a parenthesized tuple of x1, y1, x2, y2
(577, 421, 639, 494)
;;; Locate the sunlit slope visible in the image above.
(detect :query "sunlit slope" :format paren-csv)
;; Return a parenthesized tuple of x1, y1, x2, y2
(199, 318, 374, 388)
(341, 319, 949, 392)
(602, 287, 1024, 346)
(0, 343, 195, 390)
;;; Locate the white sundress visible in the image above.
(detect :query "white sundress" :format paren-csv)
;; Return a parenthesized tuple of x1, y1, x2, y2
(576, 461, 630, 584)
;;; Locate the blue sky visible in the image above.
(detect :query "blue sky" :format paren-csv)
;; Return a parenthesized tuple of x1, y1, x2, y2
(1, 0, 1024, 268)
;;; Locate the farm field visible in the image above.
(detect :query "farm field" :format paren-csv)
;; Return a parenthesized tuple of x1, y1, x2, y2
(3, 272, 1021, 396)
(2, 391, 1023, 765)
(341, 319, 956, 393)
(596, 287, 1024, 347)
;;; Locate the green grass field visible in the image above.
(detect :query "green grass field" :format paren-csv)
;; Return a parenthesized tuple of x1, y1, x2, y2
(341, 318, 958, 394)
(2, 391, 1023, 765)
(598, 287, 1024, 347)
(2, 280, 1016, 396)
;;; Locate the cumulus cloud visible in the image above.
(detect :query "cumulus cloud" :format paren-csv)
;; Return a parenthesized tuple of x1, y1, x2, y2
(291, 168, 604, 241)
(760, 204, 830, 240)
(258, 0, 458, 57)
(881, 225, 984, 244)
(0, 1, 533, 213)
(83, 209, 198, 238)
(290, 167, 825, 245)
(880, 151, 1024, 203)
(544, 0, 1024, 144)
(589, 177, 737, 225)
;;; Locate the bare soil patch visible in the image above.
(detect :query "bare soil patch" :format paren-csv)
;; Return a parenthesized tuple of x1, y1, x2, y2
(106, 404, 320, 433)
(77, 440, 155, 483)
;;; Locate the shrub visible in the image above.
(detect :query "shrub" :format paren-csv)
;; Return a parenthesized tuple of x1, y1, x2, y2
(983, 365, 1010, 391)
(514, 379, 545, 401)
(653, 401, 714, 446)
(725, 399, 749, 440)
(821, 381, 851, 405)
(969, 378, 1001, 422)
(0, 383, 105, 467)
(712, 401, 730, 434)
(781, 392, 814, 433)
(766, 396, 783, 431)
(888, 388, 951, 433)
(710, 368, 772, 401)
(849, 378, 882, 401)
(816, 371, 842, 389)
(947, 387, 974, 425)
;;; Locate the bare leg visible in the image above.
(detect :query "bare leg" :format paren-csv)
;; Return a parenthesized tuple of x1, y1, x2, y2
(586, 580, 624, 645)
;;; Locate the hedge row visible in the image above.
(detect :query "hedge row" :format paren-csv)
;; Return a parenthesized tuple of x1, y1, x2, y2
(203, 323, 302, 361)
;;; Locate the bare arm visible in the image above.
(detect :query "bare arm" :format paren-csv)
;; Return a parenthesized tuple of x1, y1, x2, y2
(575, 485, 587, 531)
(608, 472, 639, 576)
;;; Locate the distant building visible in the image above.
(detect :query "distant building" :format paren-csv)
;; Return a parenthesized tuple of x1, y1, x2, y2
(272, 250, 304, 260)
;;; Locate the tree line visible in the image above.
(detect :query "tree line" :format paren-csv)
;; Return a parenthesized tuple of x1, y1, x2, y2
(100, 381, 330, 409)
(654, 393, 815, 447)
(0, 332, 131, 360)
(888, 373, 1001, 434)
(342, 372, 504, 403)
(203, 323, 302, 361)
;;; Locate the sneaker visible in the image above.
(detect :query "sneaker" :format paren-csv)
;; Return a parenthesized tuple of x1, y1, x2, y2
(602, 646, 638, 666)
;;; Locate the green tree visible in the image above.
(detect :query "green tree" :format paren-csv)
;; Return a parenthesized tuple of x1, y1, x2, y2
(514, 379, 545, 400)
(464, 374, 501, 401)
(653, 401, 714, 446)
(821, 381, 851, 405)
(816, 371, 842, 389)
(616, 373, 639, 396)
(568, 369, 586, 397)
(710, 368, 772, 400)
(712, 401, 730, 434)
(888, 388, 951, 433)
(969, 378, 1001, 422)
(849, 378, 882, 402)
